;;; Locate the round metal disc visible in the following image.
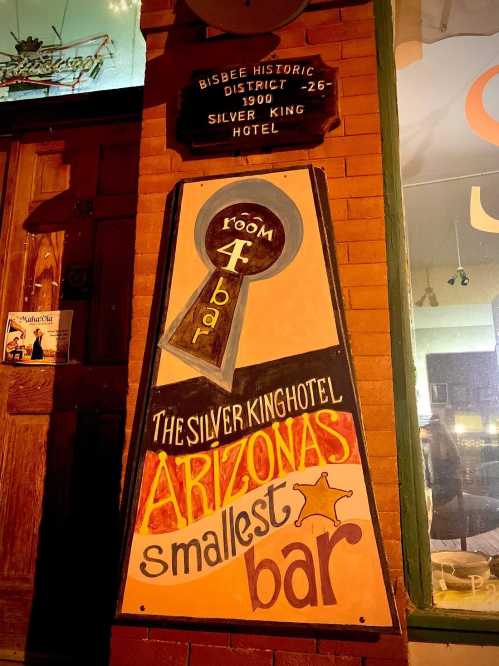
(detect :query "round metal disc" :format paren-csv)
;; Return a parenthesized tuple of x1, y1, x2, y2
(185, 0, 310, 35)
(194, 178, 303, 281)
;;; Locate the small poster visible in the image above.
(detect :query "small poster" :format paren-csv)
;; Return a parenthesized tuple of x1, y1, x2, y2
(118, 167, 398, 632)
(3, 310, 73, 365)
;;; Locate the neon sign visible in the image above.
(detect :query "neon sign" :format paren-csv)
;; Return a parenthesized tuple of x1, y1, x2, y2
(0, 33, 113, 92)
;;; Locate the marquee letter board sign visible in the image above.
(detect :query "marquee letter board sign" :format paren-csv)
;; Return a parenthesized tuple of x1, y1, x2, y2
(177, 57, 339, 154)
(118, 166, 398, 633)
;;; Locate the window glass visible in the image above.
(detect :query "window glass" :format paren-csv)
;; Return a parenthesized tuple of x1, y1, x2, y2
(0, 0, 144, 102)
(396, 1, 499, 612)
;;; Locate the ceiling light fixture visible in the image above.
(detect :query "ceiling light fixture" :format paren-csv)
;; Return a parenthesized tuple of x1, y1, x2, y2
(415, 267, 439, 306)
(447, 220, 470, 286)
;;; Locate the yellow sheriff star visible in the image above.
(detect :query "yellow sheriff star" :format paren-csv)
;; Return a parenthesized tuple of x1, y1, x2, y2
(293, 471, 353, 527)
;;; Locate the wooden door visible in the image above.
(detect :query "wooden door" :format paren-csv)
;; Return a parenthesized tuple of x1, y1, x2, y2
(0, 122, 140, 663)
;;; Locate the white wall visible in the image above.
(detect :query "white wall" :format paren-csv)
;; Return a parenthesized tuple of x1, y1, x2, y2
(410, 264, 498, 415)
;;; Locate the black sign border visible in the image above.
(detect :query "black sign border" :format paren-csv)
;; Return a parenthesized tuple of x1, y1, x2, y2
(115, 165, 400, 636)
(177, 56, 340, 155)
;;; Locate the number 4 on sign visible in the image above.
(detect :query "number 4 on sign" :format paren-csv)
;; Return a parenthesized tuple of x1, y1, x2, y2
(217, 238, 252, 273)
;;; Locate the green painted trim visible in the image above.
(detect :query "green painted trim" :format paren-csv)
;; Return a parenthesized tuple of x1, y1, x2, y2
(374, 0, 499, 642)
(374, 0, 432, 609)
(409, 628, 499, 646)
(409, 609, 499, 645)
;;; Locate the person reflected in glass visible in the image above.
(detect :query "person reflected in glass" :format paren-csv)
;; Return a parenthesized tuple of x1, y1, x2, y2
(424, 415, 462, 508)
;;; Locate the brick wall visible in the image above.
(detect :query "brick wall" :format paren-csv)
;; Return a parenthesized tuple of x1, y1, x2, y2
(113, 1, 408, 664)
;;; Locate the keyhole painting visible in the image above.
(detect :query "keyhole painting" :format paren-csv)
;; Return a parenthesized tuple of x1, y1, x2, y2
(118, 166, 398, 632)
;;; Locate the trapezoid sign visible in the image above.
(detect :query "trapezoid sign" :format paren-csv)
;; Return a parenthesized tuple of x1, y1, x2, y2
(117, 166, 398, 633)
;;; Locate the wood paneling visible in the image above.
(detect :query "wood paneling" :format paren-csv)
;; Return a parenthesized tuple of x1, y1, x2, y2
(0, 120, 139, 661)
(89, 219, 135, 364)
(6, 365, 128, 414)
(0, 417, 49, 582)
(98, 143, 139, 195)
(23, 231, 64, 311)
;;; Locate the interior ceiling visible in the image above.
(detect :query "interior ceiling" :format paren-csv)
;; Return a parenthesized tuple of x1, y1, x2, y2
(397, 32, 499, 268)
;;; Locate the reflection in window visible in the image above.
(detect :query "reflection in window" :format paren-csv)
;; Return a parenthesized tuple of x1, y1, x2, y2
(396, 1, 499, 612)
(0, 0, 144, 103)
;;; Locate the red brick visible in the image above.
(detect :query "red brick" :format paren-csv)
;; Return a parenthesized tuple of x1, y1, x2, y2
(354, 356, 392, 381)
(311, 134, 381, 158)
(370, 456, 399, 483)
(272, 43, 342, 61)
(140, 153, 173, 174)
(313, 158, 346, 178)
(373, 484, 400, 512)
(136, 232, 162, 253)
(346, 155, 382, 176)
(319, 634, 406, 660)
(341, 94, 379, 116)
(349, 286, 388, 309)
(365, 429, 396, 456)
(329, 175, 383, 199)
(110, 638, 188, 666)
(139, 173, 179, 195)
(140, 9, 175, 33)
(342, 287, 351, 309)
(328, 119, 345, 137)
(348, 196, 384, 218)
(330, 199, 348, 220)
(275, 652, 335, 666)
(384, 539, 404, 570)
(362, 403, 395, 430)
(333, 56, 377, 77)
(339, 262, 387, 287)
(149, 627, 229, 645)
(142, 117, 166, 138)
(342, 37, 376, 59)
(345, 114, 380, 135)
(231, 634, 315, 653)
(350, 332, 391, 356)
(336, 242, 349, 264)
(142, 102, 167, 120)
(347, 310, 390, 333)
(276, 26, 307, 48)
(140, 136, 166, 156)
(333, 219, 385, 242)
(190, 645, 273, 666)
(111, 625, 147, 641)
(143, 0, 175, 12)
(307, 19, 374, 44)
(268, 149, 309, 164)
(136, 212, 164, 234)
(379, 511, 402, 540)
(342, 75, 378, 96)
(137, 192, 167, 213)
(300, 6, 341, 27)
(135, 253, 158, 275)
(348, 240, 386, 263)
(335, 658, 362, 666)
(357, 380, 394, 404)
(341, 2, 374, 21)
(364, 657, 408, 666)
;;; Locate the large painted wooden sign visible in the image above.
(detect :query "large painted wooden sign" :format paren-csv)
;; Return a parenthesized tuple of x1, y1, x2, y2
(118, 166, 398, 632)
(177, 57, 339, 153)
